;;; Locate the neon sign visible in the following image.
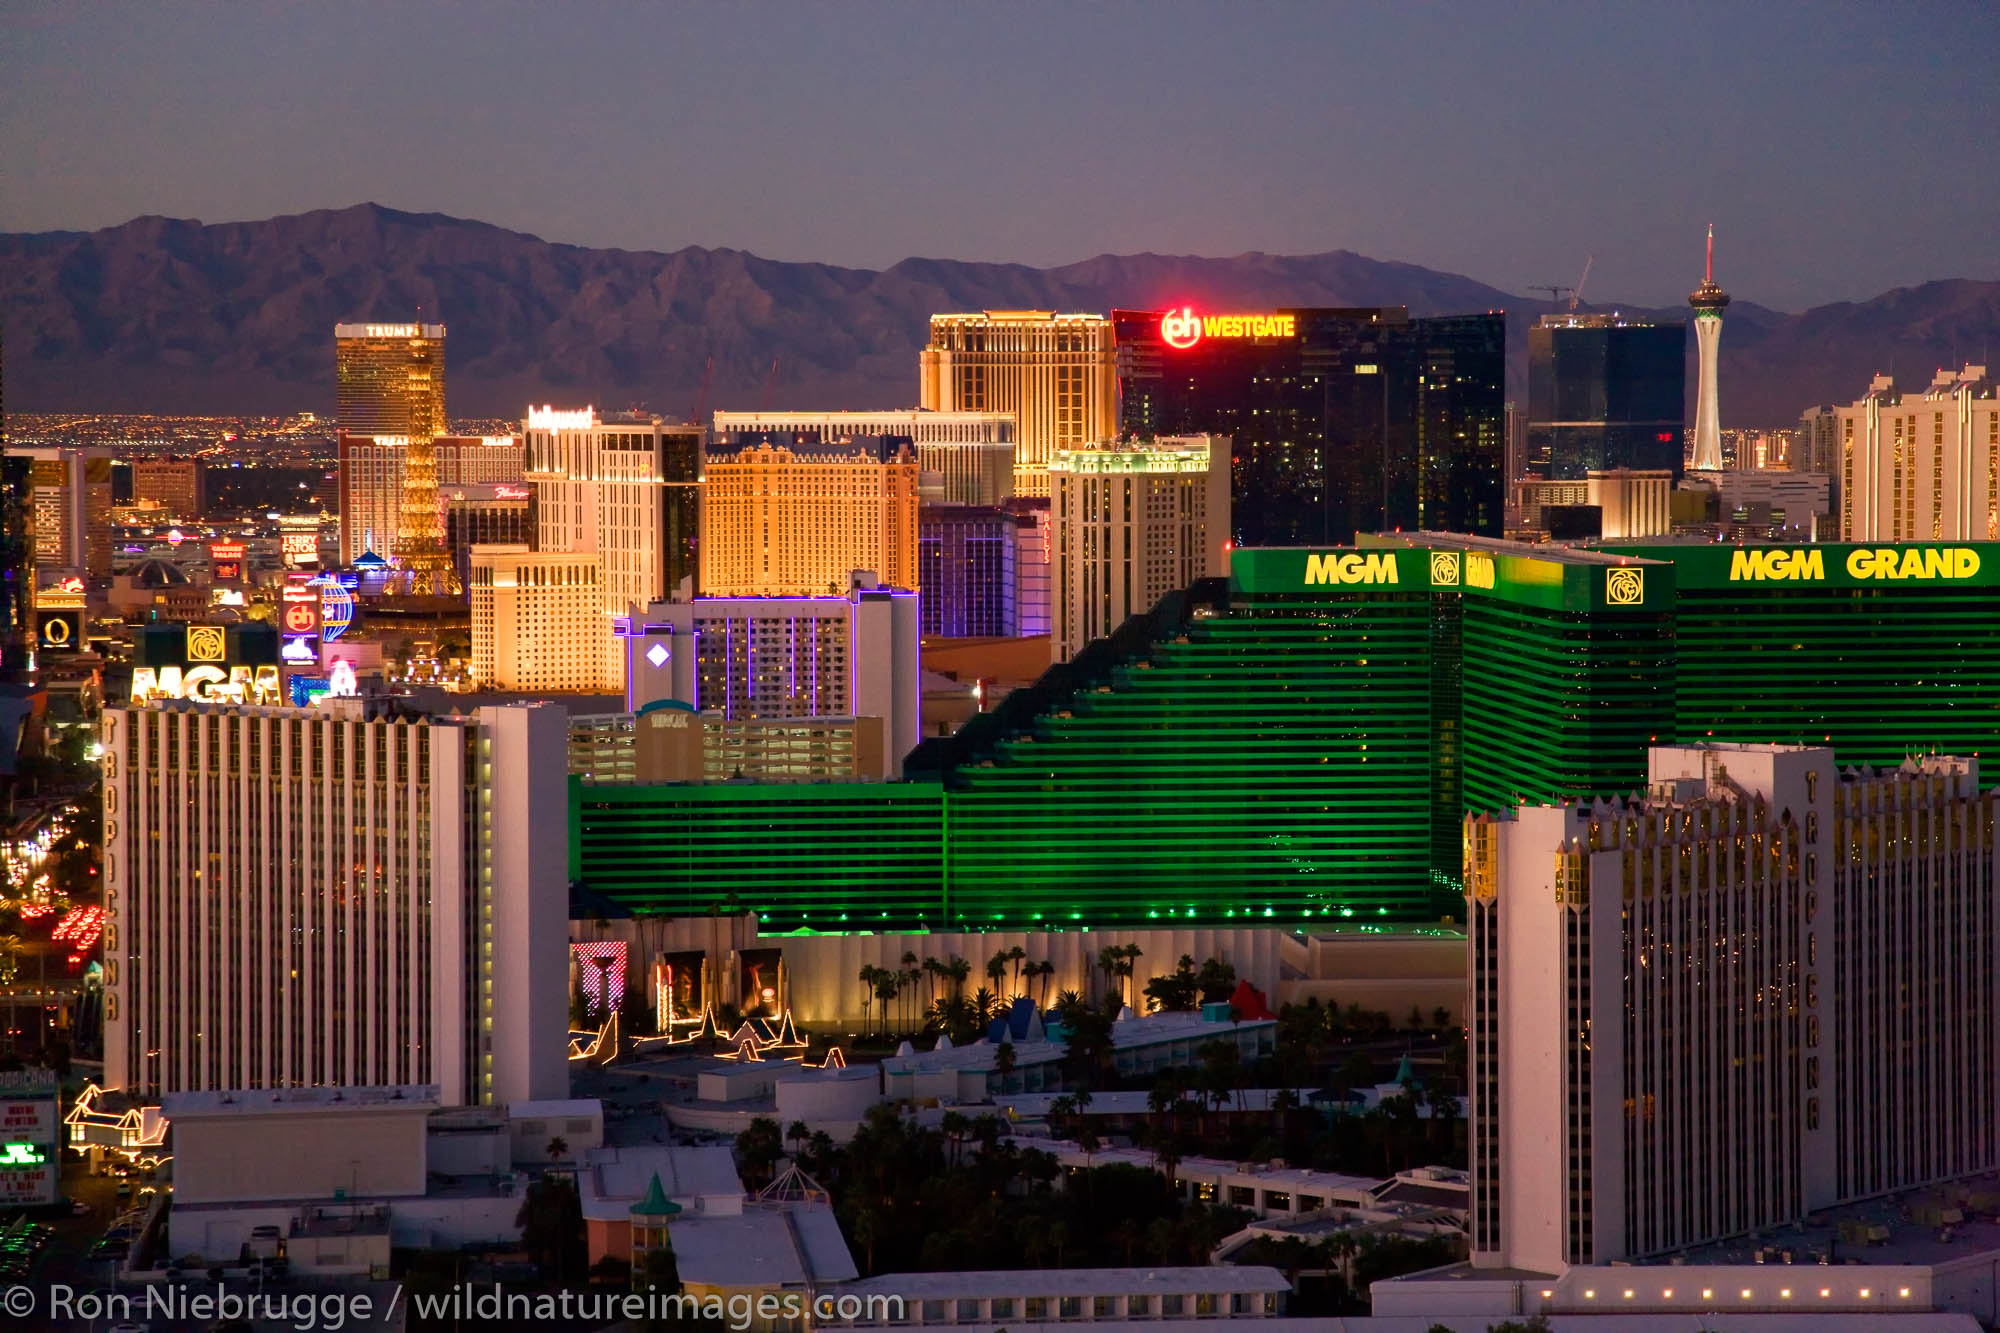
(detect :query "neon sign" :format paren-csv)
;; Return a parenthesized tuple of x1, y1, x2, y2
(1160, 307, 1297, 349)
(280, 636, 317, 665)
(1847, 547, 1979, 581)
(493, 484, 531, 500)
(327, 658, 358, 698)
(528, 405, 595, 431)
(0, 1143, 45, 1166)
(130, 664, 281, 706)
(363, 324, 420, 338)
(1304, 552, 1399, 586)
(312, 576, 356, 642)
(572, 941, 627, 1017)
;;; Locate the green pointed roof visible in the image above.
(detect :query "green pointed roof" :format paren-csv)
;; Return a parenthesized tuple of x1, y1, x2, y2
(1393, 1052, 1415, 1085)
(630, 1172, 683, 1218)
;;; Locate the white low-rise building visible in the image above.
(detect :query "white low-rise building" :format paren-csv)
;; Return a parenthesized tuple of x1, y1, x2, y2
(824, 1265, 1290, 1326)
(882, 1008, 1276, 1103)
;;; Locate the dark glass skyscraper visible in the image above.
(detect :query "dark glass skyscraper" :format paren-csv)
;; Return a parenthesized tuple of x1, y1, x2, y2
(1115, 307, 1505, 545)
(1525, 314, 1686, 479)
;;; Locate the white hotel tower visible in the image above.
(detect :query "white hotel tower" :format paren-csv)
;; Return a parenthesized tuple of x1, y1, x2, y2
(1464, 742, 1999, 1277)
(1688, 225, 1730, 472)
(101, 698, 572, 1107)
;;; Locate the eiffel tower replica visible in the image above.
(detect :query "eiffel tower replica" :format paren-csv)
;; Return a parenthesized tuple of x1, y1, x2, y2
(395, 431, 459, 596)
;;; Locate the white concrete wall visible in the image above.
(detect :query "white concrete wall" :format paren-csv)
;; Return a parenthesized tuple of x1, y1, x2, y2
(483, 704, 572, 1103)
(172, 1106, 429, 1205)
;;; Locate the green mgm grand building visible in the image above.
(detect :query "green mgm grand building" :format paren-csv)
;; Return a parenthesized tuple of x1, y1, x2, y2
(571, 536, 2000, 931)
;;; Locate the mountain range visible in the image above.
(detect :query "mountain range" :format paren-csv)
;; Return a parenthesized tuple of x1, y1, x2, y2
(4, 203, 1997, 427)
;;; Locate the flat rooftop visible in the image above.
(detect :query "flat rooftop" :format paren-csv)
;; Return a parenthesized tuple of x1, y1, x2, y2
(1663, 1175, 2000, 1269)
(885, 1011, 1273, 1075)
(835, 1266, 1290, 1299)
(1374, 531, 1666, 567)
(672, 1202, 858, 1288)
(161, 1084, 439, 1116)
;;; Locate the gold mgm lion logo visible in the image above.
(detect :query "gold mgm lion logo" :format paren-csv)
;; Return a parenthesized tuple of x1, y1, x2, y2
(185, 624, 227, 662)
(1428, 551, 1461, 586)
(1605, 567, 1645, 605)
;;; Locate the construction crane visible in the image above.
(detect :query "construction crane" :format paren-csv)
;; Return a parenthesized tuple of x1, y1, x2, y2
(1569, 255, 1595, 313)
(1530, 284, 1572, 314)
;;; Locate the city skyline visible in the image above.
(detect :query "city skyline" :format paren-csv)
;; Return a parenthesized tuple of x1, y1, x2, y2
(3, 4, 1996, 312)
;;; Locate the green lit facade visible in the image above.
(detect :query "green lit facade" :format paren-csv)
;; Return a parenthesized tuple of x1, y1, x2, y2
(571, 538, 2000, 931)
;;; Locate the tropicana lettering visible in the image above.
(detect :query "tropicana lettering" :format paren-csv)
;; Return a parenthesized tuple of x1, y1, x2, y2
(1304, 552, 1399, 586)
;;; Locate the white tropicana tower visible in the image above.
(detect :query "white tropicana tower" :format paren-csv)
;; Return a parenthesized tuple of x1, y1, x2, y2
(1688, 224, 1730, 471)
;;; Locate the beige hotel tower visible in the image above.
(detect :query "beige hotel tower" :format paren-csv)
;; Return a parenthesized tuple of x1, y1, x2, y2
(920, 311, 1118, 497)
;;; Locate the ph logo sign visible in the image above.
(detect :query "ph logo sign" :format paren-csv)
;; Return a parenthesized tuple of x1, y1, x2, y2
(1605, 567, 1645, 605)
(1161, 306, 1202, 350)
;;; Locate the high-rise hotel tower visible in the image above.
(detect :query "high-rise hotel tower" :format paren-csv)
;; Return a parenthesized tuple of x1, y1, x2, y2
(920, 312, 1118, 498)
(101, 698, 571, 1106)
(1687, 228, 1729, 472)
(1466, 742, 1999, 1274)
(334, 322, 455, 591)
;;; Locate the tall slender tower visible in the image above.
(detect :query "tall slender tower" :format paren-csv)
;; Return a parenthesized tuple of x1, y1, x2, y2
(334, 323, 456, 593)
(1688, 225, 1730, 472)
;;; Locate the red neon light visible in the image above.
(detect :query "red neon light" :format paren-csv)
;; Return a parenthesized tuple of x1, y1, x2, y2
(1161, 306, 1202, 350)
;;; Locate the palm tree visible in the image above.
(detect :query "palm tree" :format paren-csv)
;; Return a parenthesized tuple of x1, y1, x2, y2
(786, 1120, 810, 1159)
(1034, 959, 1057, 1010)
(944, 954, 972, 999)
(875, 971, 901, 1037)
(986, 951, 1008, 994)
(899, 951, 919, 1031)
(940, 1109, 970, 1166)
(994, 1041, 1017, 1088)
(1094, 945, 1120, 1005)
(857, 965, 879, 1034)
(1007, 945, 1028, 996)
(546, 1135, 570, 1164)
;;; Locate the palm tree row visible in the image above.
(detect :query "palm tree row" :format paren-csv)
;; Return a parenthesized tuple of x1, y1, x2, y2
(854, 952, 1063, 1038)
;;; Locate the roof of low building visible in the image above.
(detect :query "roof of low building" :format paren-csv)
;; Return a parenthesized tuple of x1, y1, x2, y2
(834, 1266, 1290, 1299)
(669, 1202, 858, 1289)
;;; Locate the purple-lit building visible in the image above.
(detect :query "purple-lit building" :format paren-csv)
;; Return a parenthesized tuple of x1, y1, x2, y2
(919, 504, 1018, 637)
(618, 571, 921, 775)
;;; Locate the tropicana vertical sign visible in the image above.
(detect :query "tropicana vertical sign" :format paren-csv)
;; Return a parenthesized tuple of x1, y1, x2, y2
(1160, 307, 1297, 350)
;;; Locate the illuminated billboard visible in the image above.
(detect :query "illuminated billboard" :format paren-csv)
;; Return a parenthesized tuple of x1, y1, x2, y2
(1159, 306, 1297, 350)
(0, 1074, 59, 1207)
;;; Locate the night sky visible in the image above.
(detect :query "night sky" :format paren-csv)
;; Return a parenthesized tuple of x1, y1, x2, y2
(4, 1, 1995, 310)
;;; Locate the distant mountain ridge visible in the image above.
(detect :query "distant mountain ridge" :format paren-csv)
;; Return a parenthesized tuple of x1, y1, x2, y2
(4, 203, 1996, 426)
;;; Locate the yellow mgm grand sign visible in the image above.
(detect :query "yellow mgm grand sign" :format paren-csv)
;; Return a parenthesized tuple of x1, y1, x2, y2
(1725, 546, 1983, 584)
